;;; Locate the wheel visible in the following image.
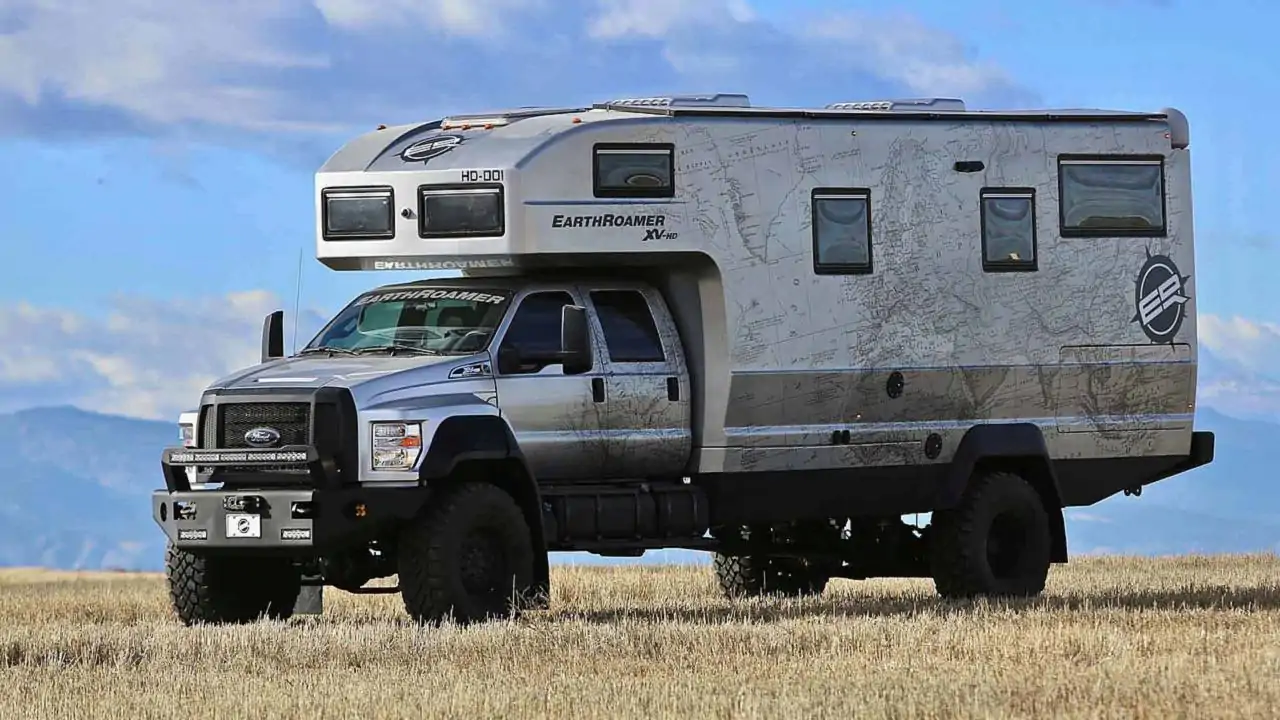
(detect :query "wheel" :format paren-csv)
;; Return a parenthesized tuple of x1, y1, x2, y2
(165, 545, 303, 625)
(397, 482, 537, 625)
(928, 470, 1052, 599)
(713, 553, 831, 598)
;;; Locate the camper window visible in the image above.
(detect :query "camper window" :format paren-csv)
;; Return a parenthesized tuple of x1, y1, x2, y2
(980, 189, 1037, 272)
(1058, 156, 1166, 237)
(590, 290, 666, 363)
(593, 143, 675, 198)
(418, 183, 505, 238)
(812, 189, 873, 275)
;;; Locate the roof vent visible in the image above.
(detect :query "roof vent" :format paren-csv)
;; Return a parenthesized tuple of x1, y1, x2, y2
(605, 93, 751, 108)
(439, 106, 593, 129)
(825, 98, 967, 112)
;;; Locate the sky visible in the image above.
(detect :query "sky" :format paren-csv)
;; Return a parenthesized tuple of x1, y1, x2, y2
(0, 0, 1277, 422)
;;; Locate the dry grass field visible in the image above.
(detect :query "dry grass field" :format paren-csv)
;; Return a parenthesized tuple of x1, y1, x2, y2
(2, 554, 1280, 719)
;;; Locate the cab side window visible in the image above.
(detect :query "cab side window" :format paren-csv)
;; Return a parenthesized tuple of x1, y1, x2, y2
(590, 290, 666, 363)
(499, 291, 575, 374)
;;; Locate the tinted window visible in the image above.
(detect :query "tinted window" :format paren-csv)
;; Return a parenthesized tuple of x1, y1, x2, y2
(419, 186, 504, 238)
(1059, 158, 1166, 236)
(591, 290, 665, 363)
(500, 291, 575, 358)
(981, 190, 1037, 271)
(812, 190, 872, 274)
(594, 144, 674, 198)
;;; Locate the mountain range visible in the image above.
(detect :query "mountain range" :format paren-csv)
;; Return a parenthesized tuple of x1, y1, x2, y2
(0, 404, 1274, 571)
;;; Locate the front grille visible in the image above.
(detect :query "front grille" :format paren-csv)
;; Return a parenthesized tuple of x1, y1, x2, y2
(192, 390, 358, 487)
(220, 403, 310, 448)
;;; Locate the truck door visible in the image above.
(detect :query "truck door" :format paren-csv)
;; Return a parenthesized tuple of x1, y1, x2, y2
(492, 289, 607, 481)
(585, 287, 692, 480)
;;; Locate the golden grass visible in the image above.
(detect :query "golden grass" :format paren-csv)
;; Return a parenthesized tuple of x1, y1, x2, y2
(2, 554, 1280, 719)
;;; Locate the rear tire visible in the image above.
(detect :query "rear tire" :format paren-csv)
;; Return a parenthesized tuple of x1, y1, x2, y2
(397, 483, 537, 625)
(928, 470, 1052, 599)
(165, 545, 302, 625)
(713, 553, 831, 598)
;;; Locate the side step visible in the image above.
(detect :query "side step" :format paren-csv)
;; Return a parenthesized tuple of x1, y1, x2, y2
(343, 585, 401, 594)
(299, 577, 401, 594)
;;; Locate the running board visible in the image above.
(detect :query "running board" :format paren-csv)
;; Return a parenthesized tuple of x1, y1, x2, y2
(345, 585, 401, 594)
(300, 582, 401, 595)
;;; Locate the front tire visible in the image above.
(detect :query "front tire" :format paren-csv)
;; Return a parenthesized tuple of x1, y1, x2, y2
(165, 545, 303, 625)
(928, 470, 1052, 599)
(397, 483, 537, 625)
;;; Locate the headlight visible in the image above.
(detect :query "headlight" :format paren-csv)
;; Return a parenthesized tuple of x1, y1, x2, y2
(322, 186, 395, 240)
(371, 422, 423, 471)
(419, 184, 504, 238)
(180, 423, 195, 448)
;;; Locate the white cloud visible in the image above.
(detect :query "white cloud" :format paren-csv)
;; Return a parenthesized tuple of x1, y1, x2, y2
(313, 0, 543, 37)
(1197, 376, 1280, 423)
(0, 291, 328, 421)
(0, 0, 1036, 140)
(803, 10, 1022, 98)
(585, 0, 756, 39)
(0, 0, 334, 132)
(1199, 313, 1280, 378)
(1194, 327, 1280, 422)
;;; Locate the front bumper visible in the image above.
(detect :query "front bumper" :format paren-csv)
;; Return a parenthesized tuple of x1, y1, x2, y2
(154, 445, 428, 553)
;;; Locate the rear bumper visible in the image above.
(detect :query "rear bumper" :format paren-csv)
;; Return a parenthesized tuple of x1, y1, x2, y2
(1155, 430, 1215, 480)
(155, 445, 428, 554)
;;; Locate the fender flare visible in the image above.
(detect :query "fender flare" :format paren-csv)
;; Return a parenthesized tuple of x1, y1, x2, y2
(936, 423, 1068, 563)
(417, 415, 550, 593)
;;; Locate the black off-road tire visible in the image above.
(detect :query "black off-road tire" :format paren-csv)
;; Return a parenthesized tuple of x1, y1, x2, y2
(397, 482, 537, 625)
(928, 470, 1052, 599)
(165, 545, 303, 625)
(713, 553, 830, 598)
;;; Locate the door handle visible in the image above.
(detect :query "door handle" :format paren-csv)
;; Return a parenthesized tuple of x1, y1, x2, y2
(667, 376, 679, 401)
(592, 377, 605, 403)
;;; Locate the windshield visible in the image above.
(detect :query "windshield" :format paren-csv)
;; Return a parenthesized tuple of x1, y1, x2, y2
(303, 287, 512, 355)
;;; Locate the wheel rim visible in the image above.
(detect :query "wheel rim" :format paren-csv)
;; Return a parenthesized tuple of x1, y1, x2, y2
(986, 511, 1027, 579)
(459, 528, 508, 598)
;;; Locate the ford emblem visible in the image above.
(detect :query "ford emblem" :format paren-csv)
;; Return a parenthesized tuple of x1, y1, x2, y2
(244, 427, 282, 448)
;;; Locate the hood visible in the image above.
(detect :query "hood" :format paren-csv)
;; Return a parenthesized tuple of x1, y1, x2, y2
(209, 353, 480, 391)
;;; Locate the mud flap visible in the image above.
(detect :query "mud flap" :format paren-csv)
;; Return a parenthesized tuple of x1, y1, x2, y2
(294, 581, 324, 616)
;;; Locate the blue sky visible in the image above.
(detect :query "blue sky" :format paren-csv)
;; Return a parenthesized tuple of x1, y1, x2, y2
(1, 0, 1277, 421)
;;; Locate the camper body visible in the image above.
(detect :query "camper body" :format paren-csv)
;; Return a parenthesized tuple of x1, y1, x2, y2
(151, 94, 1214, 625)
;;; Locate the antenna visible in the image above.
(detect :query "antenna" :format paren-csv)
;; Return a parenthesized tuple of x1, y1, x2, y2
(291, 244, 303, 354)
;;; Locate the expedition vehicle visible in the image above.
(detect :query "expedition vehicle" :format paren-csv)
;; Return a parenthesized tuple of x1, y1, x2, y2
(152, 94, 1215, 625)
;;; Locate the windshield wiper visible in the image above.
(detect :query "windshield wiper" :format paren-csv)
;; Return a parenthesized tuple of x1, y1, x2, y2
(297, 346, 360, 356)
(352, 344, 442, 357)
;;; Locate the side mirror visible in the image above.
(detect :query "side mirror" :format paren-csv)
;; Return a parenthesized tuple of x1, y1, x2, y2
(496, 345, 523, 375)
(261, 310, 285, 362)
(560, 304, 592, 375)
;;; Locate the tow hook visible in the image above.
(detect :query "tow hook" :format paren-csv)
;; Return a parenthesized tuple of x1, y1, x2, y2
(223, 495, 265, 513)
